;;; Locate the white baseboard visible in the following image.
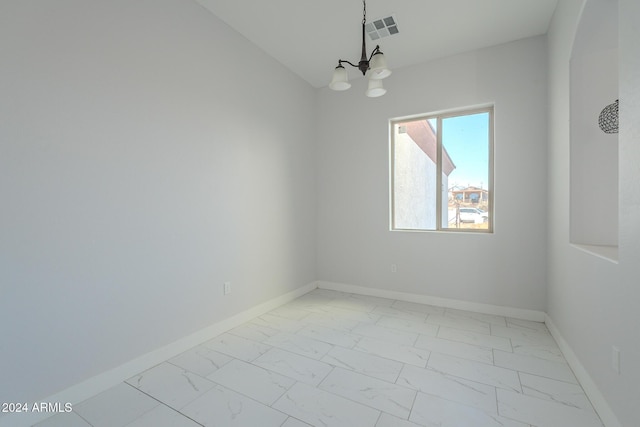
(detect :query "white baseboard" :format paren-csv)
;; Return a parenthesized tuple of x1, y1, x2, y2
(1, 282, 318, 427)
(317, 281, 546, 322)
(545, 314, 621, 427)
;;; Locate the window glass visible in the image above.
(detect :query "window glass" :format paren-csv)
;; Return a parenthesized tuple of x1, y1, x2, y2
(391, 107, 493, 232)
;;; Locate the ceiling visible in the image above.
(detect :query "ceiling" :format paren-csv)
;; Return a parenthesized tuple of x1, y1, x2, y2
(194, 0, 559, 88)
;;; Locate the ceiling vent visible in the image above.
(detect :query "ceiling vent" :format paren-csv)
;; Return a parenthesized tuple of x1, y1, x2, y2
(366, 15, 399, 41)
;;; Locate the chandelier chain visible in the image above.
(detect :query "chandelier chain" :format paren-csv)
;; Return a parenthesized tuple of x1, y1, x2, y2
(362, 0, 366, 24)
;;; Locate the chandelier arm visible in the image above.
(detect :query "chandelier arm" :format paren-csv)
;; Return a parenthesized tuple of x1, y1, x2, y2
(368, 45, 381, 62)
(338, 59, 360, 69)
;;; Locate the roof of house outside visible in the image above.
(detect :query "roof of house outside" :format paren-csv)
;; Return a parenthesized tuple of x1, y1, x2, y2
(405, 120, 456, 176)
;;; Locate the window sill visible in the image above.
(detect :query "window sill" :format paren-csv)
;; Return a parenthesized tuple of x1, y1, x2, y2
(571, 243, 619, 264)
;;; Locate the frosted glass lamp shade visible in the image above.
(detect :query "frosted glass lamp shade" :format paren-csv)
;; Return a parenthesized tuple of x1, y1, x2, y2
(329, 65, 351, 91)
(366, 78, 386, 97)
(369, 52, 391, 80)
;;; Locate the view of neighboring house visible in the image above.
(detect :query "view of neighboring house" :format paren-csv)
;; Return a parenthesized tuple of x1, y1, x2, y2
(393, 119, 455, 229)
(450, 186, 489, 204)
(448, 185, 490, 227)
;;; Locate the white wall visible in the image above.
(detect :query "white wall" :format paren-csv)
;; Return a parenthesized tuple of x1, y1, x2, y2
(617, 1, 640, 420)
(316, 36, 548, 311)
(0, 0, 316, 405)
(547, 0, 640, 425)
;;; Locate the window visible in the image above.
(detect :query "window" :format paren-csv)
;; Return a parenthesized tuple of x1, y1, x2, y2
(390, 106, 493, 232)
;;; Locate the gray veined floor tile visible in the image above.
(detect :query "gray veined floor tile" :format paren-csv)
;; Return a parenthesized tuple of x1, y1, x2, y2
(491, 325, 557, 346)
(302, 312, 361, 332)
(316, 305, 382, 323)
(268, 305, 313, 321)
(354, 336, 431, 367)
(281, 417, 313, 427)
(426, 313, 492, 334)
(168, 345, 233, 377)
(253, 347, 333, 386)
(351, 322, 419, 346)
(519, 373, 595, 412)
(296, 323, 362, 348)
(297, 302, 339, 316)
(411, 392, 530, 427)
(445, 308, 508, 326)
(493, 350, 577, 384)
(397, 364, 498, 415)
(438, 326, 513, 352)
(497, 389, 604, 427)
(375, 315, 440, 337)
(427, 352, 522, 392)
(511, 340, 565, 363)
(207, 359, 294, 405)
(327, 295, 379, 312)
(203, 333, 272, 362)
(414, 333, 494, 364)
(126, 362, 215, 410)
(264, 331, 333, 360)
(273, 382, 380, 427)
(124, 404, 200, 427)
(371, 305, 428, 321)
(321, 346, 403, 383)
(391, 300, 445, 315)
(32, 412, 92, 427)
(375, 413, 423, 427)
(181, 384, 288, 427)
(319, 367, 417, 419)
(251, 314, 307, 333)
(228, 322, 281, 342)
(73, 383, 159, 427)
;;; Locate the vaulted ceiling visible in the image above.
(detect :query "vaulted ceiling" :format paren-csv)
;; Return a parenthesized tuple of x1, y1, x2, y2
(195, 0, 559, 88)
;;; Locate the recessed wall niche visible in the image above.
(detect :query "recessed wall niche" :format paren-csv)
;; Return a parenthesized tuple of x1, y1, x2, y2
(570, 0, 619, 261)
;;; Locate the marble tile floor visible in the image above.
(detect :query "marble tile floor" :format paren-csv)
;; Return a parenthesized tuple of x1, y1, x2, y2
(34, 289, 604, 427)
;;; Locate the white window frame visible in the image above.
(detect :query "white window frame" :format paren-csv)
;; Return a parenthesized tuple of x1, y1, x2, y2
(389, 105, 494, 233)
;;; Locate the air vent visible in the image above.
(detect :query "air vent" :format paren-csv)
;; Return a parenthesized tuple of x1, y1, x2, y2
(365, 15, 399, 41)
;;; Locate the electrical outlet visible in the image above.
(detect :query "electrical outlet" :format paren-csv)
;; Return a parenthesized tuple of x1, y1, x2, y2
(612, 346, 620, 374)
(224, 282, 231, 295)
(391, 264, 397, 273)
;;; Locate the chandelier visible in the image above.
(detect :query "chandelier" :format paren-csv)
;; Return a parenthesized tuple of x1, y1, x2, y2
(329, 0, 392, 97)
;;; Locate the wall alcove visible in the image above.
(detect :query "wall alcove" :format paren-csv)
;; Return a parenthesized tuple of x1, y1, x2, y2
(570, 0, 619, 262)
